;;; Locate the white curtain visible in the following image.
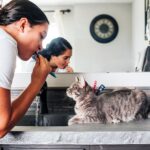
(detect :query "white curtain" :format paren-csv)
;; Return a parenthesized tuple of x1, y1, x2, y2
(43, 10, 65, 48)
(54, 10, 65, 37)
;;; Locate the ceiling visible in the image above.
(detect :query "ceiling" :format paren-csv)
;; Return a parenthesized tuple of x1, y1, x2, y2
(2, 0, 134, 6)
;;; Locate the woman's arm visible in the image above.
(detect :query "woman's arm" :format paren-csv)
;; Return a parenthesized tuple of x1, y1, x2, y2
(0, 55, 51, 138)
(0, 82, 40, 138)
(0, 88, 11, 132)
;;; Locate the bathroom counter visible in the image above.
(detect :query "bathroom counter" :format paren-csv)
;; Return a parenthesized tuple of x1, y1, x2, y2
(0, 119, 150, 145)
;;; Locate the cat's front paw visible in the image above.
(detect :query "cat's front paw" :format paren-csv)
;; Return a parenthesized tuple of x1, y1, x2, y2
(112, 119, 121, 124)
(68, 117, 83, 126)
(68, 120, 75, 126)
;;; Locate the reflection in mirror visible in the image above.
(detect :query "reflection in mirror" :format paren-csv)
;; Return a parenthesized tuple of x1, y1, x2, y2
(15, 0, 147, 73)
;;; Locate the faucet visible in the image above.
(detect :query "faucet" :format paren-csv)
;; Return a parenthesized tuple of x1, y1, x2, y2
(38, 81, 48, 114)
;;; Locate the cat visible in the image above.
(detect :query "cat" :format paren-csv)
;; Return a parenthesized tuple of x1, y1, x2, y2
(66, 76, 150, 125)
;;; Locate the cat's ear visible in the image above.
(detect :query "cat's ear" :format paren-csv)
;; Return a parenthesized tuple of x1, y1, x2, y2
(78, 76, 86, 88)
(79, 76, 92, 91)
(75, 76, 80, 82)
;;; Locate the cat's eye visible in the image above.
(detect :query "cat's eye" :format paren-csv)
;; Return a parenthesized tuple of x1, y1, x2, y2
(74, 86, 79, 90)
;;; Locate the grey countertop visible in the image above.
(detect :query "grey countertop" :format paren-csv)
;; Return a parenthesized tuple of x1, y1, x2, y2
(1, 119, 150, 145)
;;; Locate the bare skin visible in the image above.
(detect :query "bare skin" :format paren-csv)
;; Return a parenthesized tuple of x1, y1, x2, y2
(49, 49, 72, 72)
(65, 66, 74, 73)
(0, 18, 51, 138)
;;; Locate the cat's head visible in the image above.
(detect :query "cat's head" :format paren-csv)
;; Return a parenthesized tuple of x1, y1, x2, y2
(66, 76, 92, 101)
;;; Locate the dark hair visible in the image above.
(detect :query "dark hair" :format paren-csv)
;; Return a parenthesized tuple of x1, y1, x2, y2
(0, 0, 49, 25)
(37, 37, 72, 61)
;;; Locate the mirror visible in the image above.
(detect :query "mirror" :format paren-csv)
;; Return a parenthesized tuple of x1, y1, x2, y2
(15, 0, 147, 73)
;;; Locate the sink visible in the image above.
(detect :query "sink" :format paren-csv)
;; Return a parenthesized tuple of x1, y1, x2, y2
(42, 114, 73, 126)
(16, 114, 74, 126)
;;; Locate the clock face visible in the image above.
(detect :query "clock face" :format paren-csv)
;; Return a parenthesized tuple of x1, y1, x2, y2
(90, 14, 119, 43)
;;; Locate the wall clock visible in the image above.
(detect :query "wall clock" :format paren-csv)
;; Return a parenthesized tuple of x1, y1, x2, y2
(90, 14, 119, 43)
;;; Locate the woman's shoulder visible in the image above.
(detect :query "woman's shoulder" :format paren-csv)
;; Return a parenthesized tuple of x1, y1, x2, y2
(0, 28, 17, 46)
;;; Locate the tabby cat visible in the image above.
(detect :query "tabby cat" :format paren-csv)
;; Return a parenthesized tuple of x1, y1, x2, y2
(66, 76, 150, 125)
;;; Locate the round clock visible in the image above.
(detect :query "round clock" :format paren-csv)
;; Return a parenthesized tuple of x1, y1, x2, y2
(90, 14, 119, 43)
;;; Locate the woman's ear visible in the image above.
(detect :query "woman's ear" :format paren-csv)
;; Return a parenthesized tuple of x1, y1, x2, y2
(16, 18, 30, 32)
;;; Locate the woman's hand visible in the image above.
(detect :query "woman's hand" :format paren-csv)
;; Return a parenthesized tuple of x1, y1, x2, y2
(31, 55, 51, 87)
(66, 66, 74, 73)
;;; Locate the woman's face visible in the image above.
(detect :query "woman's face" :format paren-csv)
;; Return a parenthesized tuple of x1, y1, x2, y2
(17, 19, 48, 60)
(50, 49, 72, 71)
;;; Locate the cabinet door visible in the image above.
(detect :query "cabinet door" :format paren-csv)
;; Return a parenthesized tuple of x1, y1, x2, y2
(90, 145, 150, 150)
(2, 145, 89, 150)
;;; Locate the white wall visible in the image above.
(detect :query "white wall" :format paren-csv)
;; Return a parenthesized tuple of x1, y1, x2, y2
(62, 3, 132, 72)
(74, 3, 132, 72)
(43, 3, 132, 73)
(48, 1, 149, 73)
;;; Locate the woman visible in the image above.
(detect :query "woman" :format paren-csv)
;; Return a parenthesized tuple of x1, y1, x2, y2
(0, 0, 51, 138)
(31, 37, 73, 73)
(38, 37, 73, 73)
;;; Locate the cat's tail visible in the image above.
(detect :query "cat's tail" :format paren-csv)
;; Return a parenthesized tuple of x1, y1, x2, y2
(135, 90, 150, 119)
(147, 97, 150, 118)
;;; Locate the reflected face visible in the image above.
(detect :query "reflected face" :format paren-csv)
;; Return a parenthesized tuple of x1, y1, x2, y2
(18, 22, 48, 60)
(50, 49, 72, 71)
